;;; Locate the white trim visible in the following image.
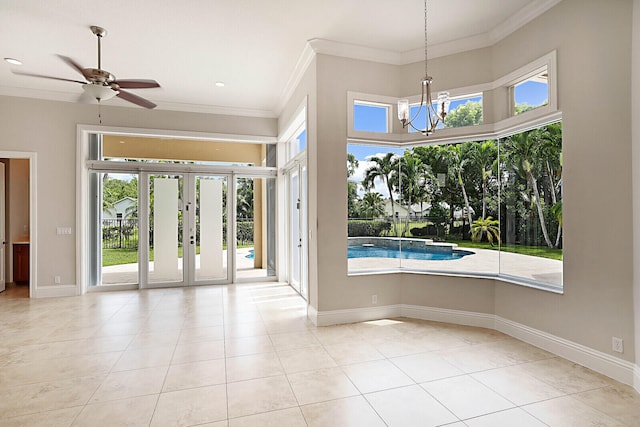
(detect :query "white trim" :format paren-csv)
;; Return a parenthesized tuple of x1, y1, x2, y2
(488, 0, 563, 46)
(275, 45, 316, 117)
(34, 285, 77, 298)
(494, 316, 636, 387)
(77, 124, 279, 295)
(307, 304, 318, 326)
(314, 304, 402, 326)
(77, 124, 276, 144)
(311, 304, 636, 386)
(0, 87, 276, 119)
(401, 305, 495, 329)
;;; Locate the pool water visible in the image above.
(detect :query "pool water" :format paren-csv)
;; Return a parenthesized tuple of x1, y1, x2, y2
(246, 250, 254, 259)
(348, 245, 473, 261)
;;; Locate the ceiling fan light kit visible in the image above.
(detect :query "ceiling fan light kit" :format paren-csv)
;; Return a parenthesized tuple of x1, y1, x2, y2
(82, 83, 118, 101)
(12, 25, 160, 109)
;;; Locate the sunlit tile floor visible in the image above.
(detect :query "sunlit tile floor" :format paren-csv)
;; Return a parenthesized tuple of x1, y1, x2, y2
(0, 282, 639, 426)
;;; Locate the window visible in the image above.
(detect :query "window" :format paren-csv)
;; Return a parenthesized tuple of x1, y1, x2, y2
(289, 128, 306, 160)
(99, 135, 270, 167)
(409, 94, 482, 132)
(353, 101, 389, 133)
(512, 69, 548, 115)
(347, 121, 562, 290)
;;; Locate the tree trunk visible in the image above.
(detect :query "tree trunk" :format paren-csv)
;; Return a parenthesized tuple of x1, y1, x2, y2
(387, 179, 398, 236)
(458, 171, 473, 227)
(481, 176, 487, 220)
(527, 171, 553, 248)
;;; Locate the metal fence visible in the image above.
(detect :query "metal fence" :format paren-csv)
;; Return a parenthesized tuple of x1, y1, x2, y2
(102, 219, 139, 249)
(102, 217, 255, 249)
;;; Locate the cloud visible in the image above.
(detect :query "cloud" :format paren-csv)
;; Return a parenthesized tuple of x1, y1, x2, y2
(349, 153, 395, 198)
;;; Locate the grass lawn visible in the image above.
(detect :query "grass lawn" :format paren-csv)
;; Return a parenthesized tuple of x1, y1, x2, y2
(102, 244, 255, 267)
(447, 239, 563, 261)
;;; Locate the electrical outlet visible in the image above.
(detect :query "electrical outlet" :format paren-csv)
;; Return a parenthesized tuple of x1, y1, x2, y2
(54, 276, 61, 284)
(372, 294, 378, 305)
(612, 337, 624, 353)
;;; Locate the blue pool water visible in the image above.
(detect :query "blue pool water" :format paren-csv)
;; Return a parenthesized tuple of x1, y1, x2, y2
(348, 245, 473, 261)
(246, 250, 254, 259)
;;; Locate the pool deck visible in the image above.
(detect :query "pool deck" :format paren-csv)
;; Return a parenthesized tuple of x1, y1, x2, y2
(348, 245, 562, 287)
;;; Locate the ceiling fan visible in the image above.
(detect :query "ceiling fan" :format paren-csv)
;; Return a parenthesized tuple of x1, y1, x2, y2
(13, 26, 160, 109)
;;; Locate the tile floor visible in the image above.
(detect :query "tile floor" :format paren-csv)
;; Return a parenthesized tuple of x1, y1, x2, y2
(0, 282, 639, 426)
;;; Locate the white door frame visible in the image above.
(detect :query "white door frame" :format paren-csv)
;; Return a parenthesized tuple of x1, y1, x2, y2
(0, 151, 37, 298)
(76, 124, 277, 295)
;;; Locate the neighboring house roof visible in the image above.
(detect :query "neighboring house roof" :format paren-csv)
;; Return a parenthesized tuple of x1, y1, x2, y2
(103, 197, 137, 219)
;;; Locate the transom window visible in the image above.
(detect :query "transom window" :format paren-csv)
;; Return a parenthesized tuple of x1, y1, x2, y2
(353, 101, 389, 133)
(512, 68, 549, 115)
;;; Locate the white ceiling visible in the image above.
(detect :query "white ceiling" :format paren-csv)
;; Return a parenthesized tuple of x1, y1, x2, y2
(0, 0, 559, 117)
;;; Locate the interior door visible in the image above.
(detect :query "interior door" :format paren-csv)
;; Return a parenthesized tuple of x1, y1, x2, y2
(0, 162, 5, 292)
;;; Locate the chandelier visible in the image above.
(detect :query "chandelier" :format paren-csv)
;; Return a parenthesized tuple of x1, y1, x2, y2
(397, 0, 450, 135)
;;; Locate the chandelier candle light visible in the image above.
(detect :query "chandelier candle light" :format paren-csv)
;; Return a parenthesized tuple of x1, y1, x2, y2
(398, 0, 450, 135)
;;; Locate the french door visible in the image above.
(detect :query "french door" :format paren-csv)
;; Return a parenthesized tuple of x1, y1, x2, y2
(143, 173, 230, 288)
(287, 162, 307, 298)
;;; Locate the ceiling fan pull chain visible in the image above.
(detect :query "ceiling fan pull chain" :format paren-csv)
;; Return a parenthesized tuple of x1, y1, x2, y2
(98, 100, 102, 125)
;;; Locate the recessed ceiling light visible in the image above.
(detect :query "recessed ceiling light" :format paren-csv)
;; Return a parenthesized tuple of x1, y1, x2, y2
(215, 81, 225, 87)
(4, 58, 22, 65)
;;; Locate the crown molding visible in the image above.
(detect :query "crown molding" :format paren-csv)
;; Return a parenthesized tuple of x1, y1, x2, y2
(298, 0, 563, 68)
(0, 86, 276, 119)
(489, 0, 564, 44)
(308, 38, 405, 65)
(274, 41, 316, 116)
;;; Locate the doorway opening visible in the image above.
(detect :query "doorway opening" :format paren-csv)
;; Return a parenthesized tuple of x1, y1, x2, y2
(79, 129, 277, 292)
(0, 152, 36, 298)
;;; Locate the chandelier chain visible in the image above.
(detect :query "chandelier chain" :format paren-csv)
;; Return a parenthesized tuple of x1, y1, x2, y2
(424, 0, 428, 78)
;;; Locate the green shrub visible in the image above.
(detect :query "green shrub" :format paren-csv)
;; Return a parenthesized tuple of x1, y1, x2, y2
(348, 220, 391, 237)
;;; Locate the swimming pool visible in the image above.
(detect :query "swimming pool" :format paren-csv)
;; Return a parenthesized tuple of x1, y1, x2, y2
(348, 245, 474, 261)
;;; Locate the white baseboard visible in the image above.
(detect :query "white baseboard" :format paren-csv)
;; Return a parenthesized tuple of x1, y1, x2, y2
(34, 285, 77, 298)
(313, 304, 401, 326)
(494, 316, 636, 386)
(401, 304, 495, 329)
(311, 303, 637, 387)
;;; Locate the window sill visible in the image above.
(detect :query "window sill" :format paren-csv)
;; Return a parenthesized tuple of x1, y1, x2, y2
(348, 268, 564, 294)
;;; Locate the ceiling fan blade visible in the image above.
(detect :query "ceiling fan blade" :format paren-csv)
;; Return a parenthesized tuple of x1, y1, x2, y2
(113, 79, 160, 89)
(116, 89, 157, 109)
(57, 55, 89, 79)
(12, 70, 85, 84)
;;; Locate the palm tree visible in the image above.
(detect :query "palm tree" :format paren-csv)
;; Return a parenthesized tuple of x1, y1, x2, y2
(467, 140, 497, 219)
(445, 145, 473, 229)
(358, 192, 385, 218)
(539, 123, 563, 248)
(502, 131, 554, 248)
(395, 152, 430, 236)
(363, 153, 399, 235)
(471, 216, 501, 245)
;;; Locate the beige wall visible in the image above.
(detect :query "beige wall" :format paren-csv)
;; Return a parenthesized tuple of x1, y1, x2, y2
(309, 0, 636, 363)
(632, 0, 640, 375)
(492, 0, 634, 361)
(0, 96, 276, 288)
